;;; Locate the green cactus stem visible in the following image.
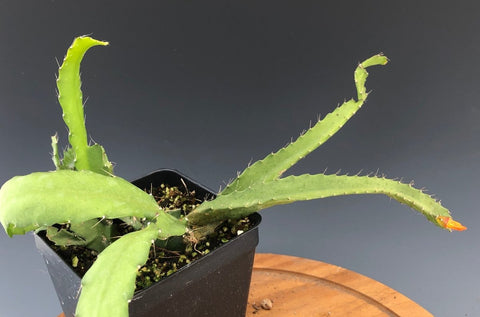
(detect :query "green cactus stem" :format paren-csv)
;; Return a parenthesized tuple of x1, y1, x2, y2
(75, 223, 162, 317)
(0, 170, 186, 237)
(56, 36, 113, 176)
(51, 133, 77, 170)
(51, 134, 62, 169)
(189, 174, 452, 226)
(46, 218, 117, 253)
(221, 54, 388, 195)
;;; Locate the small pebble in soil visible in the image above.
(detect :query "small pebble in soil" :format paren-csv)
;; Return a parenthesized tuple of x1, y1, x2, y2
(260, 298, 273, 310)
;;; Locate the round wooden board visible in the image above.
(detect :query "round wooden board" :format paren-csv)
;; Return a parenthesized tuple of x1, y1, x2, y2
(58, 253, 432, 317)
(247, 253, 433, 317)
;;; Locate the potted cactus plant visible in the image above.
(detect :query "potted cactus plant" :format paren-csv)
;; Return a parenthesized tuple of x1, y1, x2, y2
(0, 36, 466, 317)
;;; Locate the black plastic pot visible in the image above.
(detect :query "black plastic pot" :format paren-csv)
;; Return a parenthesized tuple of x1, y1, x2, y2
(35, 169, 261, 317)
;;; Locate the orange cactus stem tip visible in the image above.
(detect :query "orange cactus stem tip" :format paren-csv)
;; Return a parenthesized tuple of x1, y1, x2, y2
(436, 216, 467, 231)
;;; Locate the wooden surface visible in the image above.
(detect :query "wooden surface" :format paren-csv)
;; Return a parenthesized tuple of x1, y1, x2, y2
(58, 253, 432, 317)
(246, 253, 433, 316)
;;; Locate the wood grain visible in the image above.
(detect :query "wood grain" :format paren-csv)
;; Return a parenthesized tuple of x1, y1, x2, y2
(246, 253, 433, 316)
(58, 253, 433, 317)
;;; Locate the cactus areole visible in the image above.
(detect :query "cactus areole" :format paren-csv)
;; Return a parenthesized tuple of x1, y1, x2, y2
(0, 36, 466, 317)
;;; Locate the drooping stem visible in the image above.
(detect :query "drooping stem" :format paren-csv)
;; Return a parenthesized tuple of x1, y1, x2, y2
(221, 55, 388, 195)
(189, 174, 452, 227)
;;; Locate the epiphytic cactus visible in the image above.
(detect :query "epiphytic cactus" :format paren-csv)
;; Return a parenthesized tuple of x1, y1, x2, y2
(0, 36, 465, 317)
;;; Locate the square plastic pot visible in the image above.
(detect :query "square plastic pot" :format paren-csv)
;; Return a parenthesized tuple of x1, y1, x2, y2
(35, 169, 261, 317)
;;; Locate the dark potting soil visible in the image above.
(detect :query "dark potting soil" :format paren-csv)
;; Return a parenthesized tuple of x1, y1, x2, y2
(46, 183, 253, 291)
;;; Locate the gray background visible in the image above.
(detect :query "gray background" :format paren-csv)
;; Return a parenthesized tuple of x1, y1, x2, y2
(0, 1, 478, 316)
